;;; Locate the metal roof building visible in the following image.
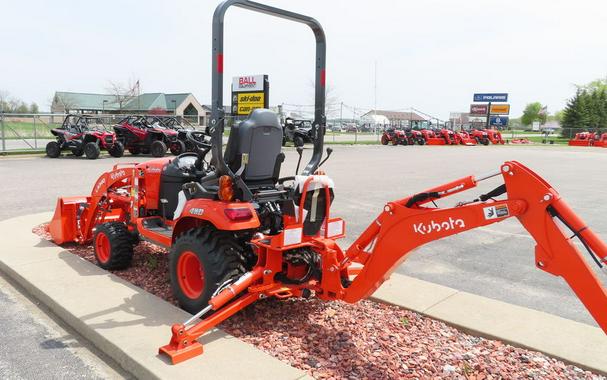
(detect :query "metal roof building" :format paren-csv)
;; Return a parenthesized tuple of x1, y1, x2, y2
(51, 91, 206, 124)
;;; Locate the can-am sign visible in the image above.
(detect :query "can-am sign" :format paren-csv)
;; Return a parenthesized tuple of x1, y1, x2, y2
(232, 75, 265, 92)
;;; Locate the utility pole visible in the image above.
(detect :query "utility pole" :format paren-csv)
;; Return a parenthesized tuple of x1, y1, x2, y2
(373, 61, 377, 133)
(340, 102, 343, 129)
(486, 102, 492, 129)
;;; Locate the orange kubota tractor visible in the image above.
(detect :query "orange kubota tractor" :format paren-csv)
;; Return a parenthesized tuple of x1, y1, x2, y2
(49, 0, 607, 365)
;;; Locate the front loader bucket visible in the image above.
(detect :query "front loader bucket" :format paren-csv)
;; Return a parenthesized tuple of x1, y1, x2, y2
(49, 196, 90, 244)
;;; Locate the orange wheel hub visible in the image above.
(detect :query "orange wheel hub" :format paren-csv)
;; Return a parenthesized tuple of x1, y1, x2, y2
(177, 251, 205, 299)
(95, 232, 110, 263)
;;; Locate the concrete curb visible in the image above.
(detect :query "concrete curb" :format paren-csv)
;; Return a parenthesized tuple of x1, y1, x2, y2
(371, 274, 607, 374)
(0, 213, 308, 380)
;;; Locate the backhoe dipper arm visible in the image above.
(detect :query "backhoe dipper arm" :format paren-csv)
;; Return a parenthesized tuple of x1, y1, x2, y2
(342, 161, 607, 334)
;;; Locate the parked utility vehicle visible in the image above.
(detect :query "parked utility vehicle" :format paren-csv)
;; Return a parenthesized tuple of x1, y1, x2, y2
(46, 114, 124, 159)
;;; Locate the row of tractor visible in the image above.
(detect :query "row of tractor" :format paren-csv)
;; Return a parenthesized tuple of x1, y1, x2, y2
(381, 127, 505, 146)
(45, 114, 208, 159)
(568, 131, 607, 148)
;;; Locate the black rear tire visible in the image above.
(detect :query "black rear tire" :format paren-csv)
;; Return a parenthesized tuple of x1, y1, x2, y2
(108, 141, 124, 158)
(293, 135, 304, 148)
(417, 138, 426, 145)
(93, 222, 134, 270)
(170, 228, 246, 314)
(481, 138, 490, 146)
(170, 140, 187, 156)
(46, 141, 61, 158)
(84, 142, 101, 159)
(151, 140, 167, 157)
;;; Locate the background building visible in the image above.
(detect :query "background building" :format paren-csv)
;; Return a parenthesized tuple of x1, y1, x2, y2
(51, 92, 206, 125)
(361, 110, 428, 129)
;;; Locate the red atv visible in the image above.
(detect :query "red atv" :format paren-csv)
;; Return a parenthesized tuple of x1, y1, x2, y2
(114, 116, 179, 157)
(381, 127, 407, 145)
(46, 114, 124, 159)
(469, 129, 490, 145)
(485, 129, 505, 144)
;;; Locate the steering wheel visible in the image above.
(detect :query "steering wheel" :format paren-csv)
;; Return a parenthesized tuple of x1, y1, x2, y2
(186, 130, 212, 169)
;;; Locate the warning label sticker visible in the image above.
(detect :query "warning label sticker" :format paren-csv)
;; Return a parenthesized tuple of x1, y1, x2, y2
(483, 204, 510, 220)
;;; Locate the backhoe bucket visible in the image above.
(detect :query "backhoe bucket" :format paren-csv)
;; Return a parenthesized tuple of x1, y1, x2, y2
(49, 196, 90, 244)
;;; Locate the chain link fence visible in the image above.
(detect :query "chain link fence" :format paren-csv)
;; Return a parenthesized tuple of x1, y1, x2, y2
(0, 113, 210, 153)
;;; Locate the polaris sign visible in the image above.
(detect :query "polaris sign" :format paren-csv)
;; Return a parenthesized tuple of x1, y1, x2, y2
(473, 93, 508, 102)
(232, 75, 265, 92)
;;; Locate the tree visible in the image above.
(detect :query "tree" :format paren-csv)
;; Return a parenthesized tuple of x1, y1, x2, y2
(29, 102, 39, 114)
(15, 102, 29, 113)
(521, 102, 547, 126)
(106, 79, 139, 111)
(0, 90, 9, 113)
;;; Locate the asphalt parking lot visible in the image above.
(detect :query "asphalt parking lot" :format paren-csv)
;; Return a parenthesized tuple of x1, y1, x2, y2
(1, 144, 606, 328)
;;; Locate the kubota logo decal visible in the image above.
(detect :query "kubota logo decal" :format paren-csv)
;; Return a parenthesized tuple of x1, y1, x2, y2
(413, 217, 465, 235)
(110, 170, 126, 181)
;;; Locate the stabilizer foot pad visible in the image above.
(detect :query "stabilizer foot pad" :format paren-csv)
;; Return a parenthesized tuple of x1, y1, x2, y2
(159, 341, 204, 365)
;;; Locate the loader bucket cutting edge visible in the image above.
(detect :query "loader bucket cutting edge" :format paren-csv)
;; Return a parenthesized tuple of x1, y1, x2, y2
(49, 196, 90, 244)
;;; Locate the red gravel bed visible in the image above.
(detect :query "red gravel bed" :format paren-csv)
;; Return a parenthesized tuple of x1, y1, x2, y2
(33, 223, 603, 379)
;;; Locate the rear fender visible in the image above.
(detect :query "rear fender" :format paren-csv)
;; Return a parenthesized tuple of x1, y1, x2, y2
(172, 199, 260, 241)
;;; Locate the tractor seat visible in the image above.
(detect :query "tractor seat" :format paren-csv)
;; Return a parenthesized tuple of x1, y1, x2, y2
(224, 109, 284, 188)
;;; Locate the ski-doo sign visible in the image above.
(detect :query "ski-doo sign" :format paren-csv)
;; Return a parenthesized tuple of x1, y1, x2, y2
(231, 74, 269, 116)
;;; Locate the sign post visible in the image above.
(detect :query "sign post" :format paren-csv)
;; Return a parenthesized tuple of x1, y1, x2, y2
(472, 93, 509, 129)
(231, 75, 269, 117)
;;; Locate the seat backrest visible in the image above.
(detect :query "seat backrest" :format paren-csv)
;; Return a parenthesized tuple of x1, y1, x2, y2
(224, 109, 283, 185)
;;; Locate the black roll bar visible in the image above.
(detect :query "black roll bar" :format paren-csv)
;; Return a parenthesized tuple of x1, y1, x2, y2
(210, 0, 327, 177)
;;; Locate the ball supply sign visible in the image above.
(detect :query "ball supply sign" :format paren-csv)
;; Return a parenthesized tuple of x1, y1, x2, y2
(232, 75, 269, 116)
(232, 75, 265, 92)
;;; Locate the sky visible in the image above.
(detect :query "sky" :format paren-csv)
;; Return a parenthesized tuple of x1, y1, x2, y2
(1, 0, 606, 120)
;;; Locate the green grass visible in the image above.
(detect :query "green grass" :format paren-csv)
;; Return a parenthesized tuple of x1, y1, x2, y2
(1, 121, 56, 139)
(522, 136, 569, 145)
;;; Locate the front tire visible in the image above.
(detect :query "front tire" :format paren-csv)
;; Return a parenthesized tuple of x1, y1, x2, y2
(417, 138, 426, 145)
(293, 135, 304, 148)
(93, 222, 134, 270)
(108, 141, 124, 158)
(170, 228, 246, 314)
(84, 142, 101, 159)
(380, 135, 389, 145)
(481, 138, 490, 146)
(46, 141, 61, 158)
(170, 140, 186, 156)
(151, 140, 167, 157)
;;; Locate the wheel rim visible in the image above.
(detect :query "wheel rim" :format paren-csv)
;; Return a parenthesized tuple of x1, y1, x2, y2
(177, 251, 205, 299)
(95, 233, 110, 263)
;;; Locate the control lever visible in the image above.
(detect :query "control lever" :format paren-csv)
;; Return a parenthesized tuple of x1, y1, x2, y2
(160, 198, 169, 226)
(318, 147, 333, 168)
(295, 146, 304, 174)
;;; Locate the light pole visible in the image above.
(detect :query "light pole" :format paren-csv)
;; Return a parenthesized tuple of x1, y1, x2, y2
(172, 100, 177, 115)
(102, 99, 108, 114)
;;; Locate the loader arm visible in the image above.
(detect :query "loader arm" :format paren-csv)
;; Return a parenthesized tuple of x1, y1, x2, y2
(341, 161, 607, 333)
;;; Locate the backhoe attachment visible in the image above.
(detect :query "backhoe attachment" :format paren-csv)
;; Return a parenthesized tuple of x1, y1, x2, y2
(159, 161, 607, 364)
